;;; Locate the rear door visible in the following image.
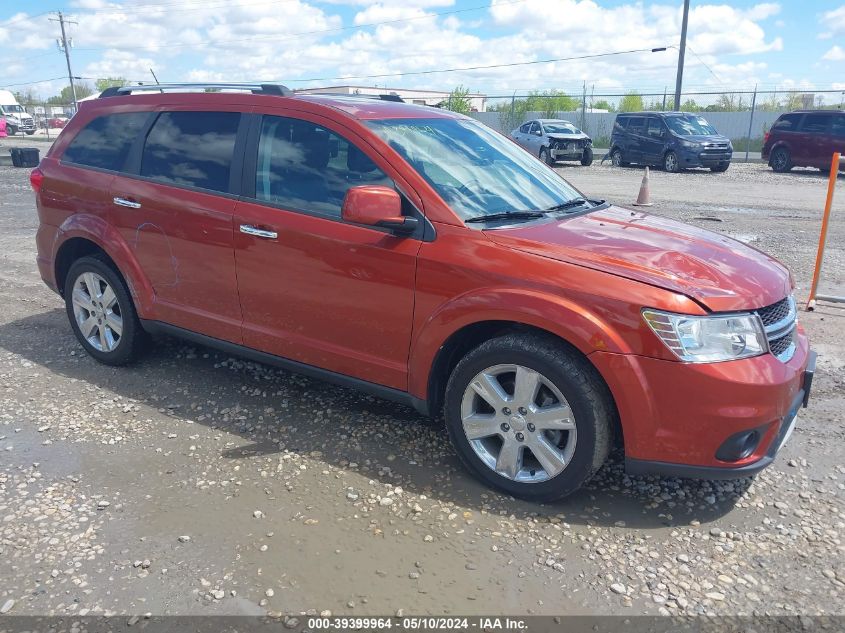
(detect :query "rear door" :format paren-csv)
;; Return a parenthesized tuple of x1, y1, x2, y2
(642, 116, 666, 165)
(513, 122, 531, 149)
(798, 112, 833, 168)
(109, 108, 247, 343)
(525, 121, 542, 155)
(624, 116, 646, 162)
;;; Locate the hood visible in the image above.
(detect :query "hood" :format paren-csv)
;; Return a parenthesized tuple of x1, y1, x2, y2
(547, 133, 590, 141)
(674, 134, 730, 144)
(485, 205, 791, 312)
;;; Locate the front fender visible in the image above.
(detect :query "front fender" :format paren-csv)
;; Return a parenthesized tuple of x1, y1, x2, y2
(407, 287, 633, 399)
(55, 214, 156, 318)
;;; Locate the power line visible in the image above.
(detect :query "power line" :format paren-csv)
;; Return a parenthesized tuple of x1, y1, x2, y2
(0, 76, 67, 89)
(0, 11, 52, 28)
(277, 47, 671, 83)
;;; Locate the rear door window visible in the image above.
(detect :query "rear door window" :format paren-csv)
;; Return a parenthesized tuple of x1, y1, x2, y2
(62, 112, 149, 171)
(519, 123, 531, 133)
(800, 113, 832, 135)
(253, 115, 392, 218)
(771, 113, 802, 131)
(140, 111, 241, 193)
(613, 117, 628, 132)
(626, 116, 645, 134)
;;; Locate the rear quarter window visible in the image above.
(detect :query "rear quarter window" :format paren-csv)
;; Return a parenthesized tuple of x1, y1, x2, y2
(833, 115, 845, 138)
(62, 112, 149, 170)
(140, 111, 241, 193)
(771, 113, 802, 132)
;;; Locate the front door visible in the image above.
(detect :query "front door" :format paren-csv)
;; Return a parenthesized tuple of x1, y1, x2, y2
(110, 108, 245, 343)
(233, 112, 421, 390)
(642, 116, 667, 166)
(624, 116, 646, 163)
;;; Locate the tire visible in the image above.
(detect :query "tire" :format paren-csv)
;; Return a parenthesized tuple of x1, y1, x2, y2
(444, 332, 614, 502)
(64, 255, 148, 366)
(539, 147, 555, 166)
(770, 147, 792, 173)
(663, 150, 680, 173)
(8, 126, 17, 136)
(580, 147, 594, 166)
(25, 130, 35, 135)
(610, 148, 628, 167)
(710, 162, 730, 173)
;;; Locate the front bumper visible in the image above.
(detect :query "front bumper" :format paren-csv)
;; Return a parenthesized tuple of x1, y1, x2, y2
(678, 147, 732, 167)
(590, 331, 813, 479)
(551, 143, 589, 160)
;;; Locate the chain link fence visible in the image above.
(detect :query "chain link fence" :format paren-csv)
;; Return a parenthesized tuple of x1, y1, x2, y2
(2, 101, 76, 140)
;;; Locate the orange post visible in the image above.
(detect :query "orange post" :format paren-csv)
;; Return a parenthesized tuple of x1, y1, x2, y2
(806, 152, 840, 310)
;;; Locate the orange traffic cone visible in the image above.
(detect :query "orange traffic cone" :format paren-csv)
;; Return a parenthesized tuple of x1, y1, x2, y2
(632, 166, 653, 207)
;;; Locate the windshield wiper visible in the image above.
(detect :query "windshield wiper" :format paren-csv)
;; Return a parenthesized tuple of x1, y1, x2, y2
(545, 197, 592, 212)
(465, 210, 547, 223)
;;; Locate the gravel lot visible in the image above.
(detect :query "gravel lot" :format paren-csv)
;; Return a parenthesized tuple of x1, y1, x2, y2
(0, 159, 843, 618)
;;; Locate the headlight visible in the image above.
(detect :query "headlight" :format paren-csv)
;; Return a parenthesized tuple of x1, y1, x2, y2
(679, 138, 702, 148)
(642, 309, 767, 363)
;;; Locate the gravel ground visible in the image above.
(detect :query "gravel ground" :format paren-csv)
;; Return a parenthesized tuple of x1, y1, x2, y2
(0, 161, 843, 618)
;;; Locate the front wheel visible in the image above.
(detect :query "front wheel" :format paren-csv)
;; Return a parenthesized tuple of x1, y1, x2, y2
(663, 150, 680, 173)
(580, 147, 594, 166)
(539, 147, 555, 166)
(25, 130, 35, 135)
(64, 256, 148, 366)
(7, 126, 17, 136)
(444, 333, 613, 502)
(610, 148, 628, 167)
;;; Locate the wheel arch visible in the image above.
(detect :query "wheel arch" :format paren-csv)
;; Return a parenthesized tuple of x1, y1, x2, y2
(53, 215, 155, 317)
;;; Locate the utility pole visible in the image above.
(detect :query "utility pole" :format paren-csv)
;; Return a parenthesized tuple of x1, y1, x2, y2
(51, 12, 78, 112)
(673, 0, 690, 113)
(581, 80, 587, 131)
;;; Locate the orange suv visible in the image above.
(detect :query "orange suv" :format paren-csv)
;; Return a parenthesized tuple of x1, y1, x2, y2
(31, 83, 814, 501)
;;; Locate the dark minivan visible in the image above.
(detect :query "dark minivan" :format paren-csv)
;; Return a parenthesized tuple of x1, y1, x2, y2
(762, 110, 845, 173)
(609, 112, 732, 173)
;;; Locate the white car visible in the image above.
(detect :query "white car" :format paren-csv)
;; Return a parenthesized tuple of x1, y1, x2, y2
(511, 119, 593, 166)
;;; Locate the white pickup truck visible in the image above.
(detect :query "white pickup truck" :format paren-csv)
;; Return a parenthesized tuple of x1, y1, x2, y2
(0, 90, 36, 135)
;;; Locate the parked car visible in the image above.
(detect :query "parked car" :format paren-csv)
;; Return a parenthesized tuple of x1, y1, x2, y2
(762, 110, 845, 173)
(31, 84, 813, 501)
(511, 119, 593, 166)
(609, 112, 732, 172)
(48, 116, 69, 129)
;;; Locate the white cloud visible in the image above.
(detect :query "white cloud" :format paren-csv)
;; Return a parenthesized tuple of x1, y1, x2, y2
(818, 5, 845, 39)
(822, 45, 845, 61)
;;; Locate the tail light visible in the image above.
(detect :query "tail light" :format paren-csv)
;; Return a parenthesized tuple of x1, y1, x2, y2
(763, 131, 770, 144)
(29, 167, 44, 193)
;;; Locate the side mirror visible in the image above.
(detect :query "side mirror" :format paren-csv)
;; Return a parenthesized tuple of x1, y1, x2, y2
(534, 129, 543, 136)
(342, 185, 418, 236)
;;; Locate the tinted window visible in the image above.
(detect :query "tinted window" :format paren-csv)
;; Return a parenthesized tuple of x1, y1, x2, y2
(140, 111, 240, 193)
(519, 123, 531, 133)
(833, 115, 845, 138)
(626, 116, 645, 133)
(63, 112, 149, 170)
(772, 113, 802, 131)
(613, 117, 628, 132)
(255, 116, 392, 218)
(800, 113, 832, 134)
(647, 118, 664, 138)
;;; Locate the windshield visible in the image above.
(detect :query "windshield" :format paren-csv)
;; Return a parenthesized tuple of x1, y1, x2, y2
(366, 117, 582, 220)
(1, 104, 24, 113)
(542, 122, 580, 134)
(665, 115, 718, 136)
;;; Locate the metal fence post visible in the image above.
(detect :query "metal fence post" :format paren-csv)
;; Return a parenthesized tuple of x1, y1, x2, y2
(745, 84, 757, 163)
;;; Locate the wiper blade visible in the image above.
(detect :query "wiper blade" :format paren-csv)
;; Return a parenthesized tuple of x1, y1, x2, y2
(546, 197, 591, 212)
(465, 210, 546, 223)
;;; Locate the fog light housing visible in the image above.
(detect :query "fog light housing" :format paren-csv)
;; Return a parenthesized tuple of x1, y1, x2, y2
(715, 426, 766, 462)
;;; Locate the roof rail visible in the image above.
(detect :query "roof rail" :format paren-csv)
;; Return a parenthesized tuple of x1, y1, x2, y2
(99, 83, 293, 98)
(297, 91, 405, 103)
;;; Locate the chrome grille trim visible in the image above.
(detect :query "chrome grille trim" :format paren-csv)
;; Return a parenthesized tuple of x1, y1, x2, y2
(755, 296, 797, 362)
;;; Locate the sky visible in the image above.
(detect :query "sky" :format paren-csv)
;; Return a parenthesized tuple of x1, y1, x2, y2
(0, 0, 844, 106)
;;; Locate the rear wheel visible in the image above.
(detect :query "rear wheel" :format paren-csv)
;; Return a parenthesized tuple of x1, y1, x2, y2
(64, 256, 147, 366)
(444, 333, 613, 502)
(770, 147, 792, 173)
(580, 147, 594, 166)
(663, 150, 680, 173)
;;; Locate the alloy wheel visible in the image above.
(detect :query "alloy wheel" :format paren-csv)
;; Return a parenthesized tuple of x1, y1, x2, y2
(611, 150, 622, 166)
(460, 364, 577, 483)
(72, 272, 123, 352)
(664, 152, 678, 172)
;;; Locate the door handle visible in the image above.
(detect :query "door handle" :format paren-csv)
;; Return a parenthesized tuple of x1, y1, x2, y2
(240, 224, 278, 239)
(113, 197, 141, 209)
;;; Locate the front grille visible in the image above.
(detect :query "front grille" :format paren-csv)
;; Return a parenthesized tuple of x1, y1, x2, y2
(757, 296, 791, 326)
(754, 296, 797, 362)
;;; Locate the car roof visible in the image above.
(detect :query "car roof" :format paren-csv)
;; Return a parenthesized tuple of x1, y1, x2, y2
(80, 90, 463, 122)
(536, 118, 575, 123)
(618, 111, 697, 117)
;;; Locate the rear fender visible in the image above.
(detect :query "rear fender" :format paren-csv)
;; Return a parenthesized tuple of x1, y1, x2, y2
(55, 214, 156, 317)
